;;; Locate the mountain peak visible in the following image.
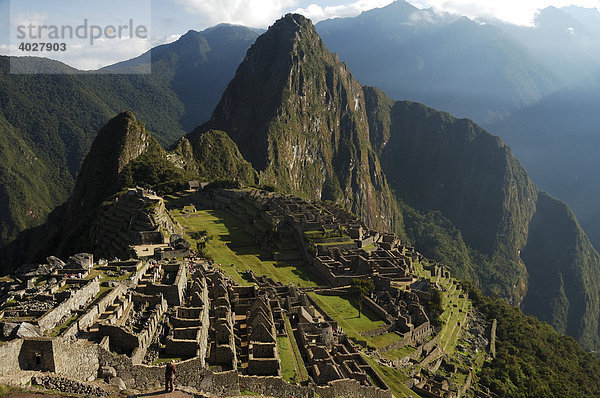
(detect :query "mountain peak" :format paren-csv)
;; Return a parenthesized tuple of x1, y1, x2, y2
(69, 111, 150, 214)
(191, 12, 398, 233)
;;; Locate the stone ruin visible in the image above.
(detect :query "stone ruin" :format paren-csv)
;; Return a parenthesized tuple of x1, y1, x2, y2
(0, 186, 476, 398)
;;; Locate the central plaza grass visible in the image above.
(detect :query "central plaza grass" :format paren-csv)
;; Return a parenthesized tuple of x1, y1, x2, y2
(170, 207, 322, 287)
(369, 331, 405, 349)
(308, 292, 385, 343)
(309, 293, 412, 356)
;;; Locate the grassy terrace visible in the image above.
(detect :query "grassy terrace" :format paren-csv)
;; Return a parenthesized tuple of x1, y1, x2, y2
(85, 269, 133, 282)
(381, 345, 416, 361)
(413, 260, 471, 355)
(363, 355, 420, 398)
(283, 315, 309, 383)
(304, 229, 355, 247)
(309, 292, 408, 356)
(308, 292, 384, 344)
(169, 205, 322, 288)
(277, 336, 297, 382)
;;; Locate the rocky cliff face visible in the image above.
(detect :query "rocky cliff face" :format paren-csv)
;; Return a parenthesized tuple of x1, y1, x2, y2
(68, 111, 150, 217)
(522, 192, 600, 350)
(191, 14, 400, 233)
(363, 86, 600, 350)
(365, 88, 537, 301)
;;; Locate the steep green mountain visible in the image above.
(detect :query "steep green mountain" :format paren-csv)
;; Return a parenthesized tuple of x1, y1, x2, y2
(190, 130, 258, 185)
(365, 87, 537, 301)
(362, 86, 600, 350)
(0, 113, 62, 245)
(38, 111, 258, 260)
(465, 281, 600, 397)
(0, 25, 257, 255)
(316, 0, 560, 124)
(521, 192, 600, 349)
(191, 14, 401, 234)
(50, 111, 197, 257)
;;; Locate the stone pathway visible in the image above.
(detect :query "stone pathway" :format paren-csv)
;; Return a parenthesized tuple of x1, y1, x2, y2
(3, 394, 65, 398)
(133, 388, 196, 397)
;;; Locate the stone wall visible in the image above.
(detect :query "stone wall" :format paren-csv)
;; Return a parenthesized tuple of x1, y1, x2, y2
(98, 346, 240, 395)
(378, 334, 412, 353)
(318, 378, 392, 398)
(134, 231, 164, 245)
(37, 279, 100, 332)
(458, 370, 473, 397)
(0, 339, 23, 375)
(412, 321, 432, 345)
(363, 297, 393, 325)
(421, 346, 443, 367)
(19, 338, 55, 372)
(238, 375, 392, 398)
(53, 338, 98, 380)
(99, 324, 140, 356)
(130, 261, 150, 285)
(63, 284, 127, 337)
(490, 318, 497, 358)
(239, 375, 313, 398)
(360, 324, 392, 338)
(0, 337, 97, 380)
(140, 264, 186, 306)
(165, 338, 200, 357)
(422, 334, 439, 355)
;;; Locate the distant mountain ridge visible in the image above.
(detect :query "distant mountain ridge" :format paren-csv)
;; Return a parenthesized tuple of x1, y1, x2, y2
(316, 0, 560, 124)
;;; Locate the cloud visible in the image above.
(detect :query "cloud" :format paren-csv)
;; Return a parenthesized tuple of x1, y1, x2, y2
(294, 0, 394, 22)
(65, 37, 152, 70)
(409, 0, 600, 26)
(170, 0, 299, 28)
(152, 34, 183, 47)
(10, 12, 49, 29)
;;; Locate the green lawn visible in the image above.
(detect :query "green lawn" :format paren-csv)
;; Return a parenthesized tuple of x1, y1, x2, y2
(171, 207, 323, 287)
(283, 315, 309, 383)
(47, 313, 78, 337)
(277, 336, 298, 383)
(381, 345, 417, 361)
(308, 292, 385, 343)
(363, 355, 420, 398)
(370, 332, 405, 349)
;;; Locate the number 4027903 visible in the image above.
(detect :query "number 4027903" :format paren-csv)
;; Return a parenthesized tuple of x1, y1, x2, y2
(18, 42, 67, 52)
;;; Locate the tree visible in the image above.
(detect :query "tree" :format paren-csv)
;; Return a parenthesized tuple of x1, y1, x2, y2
(425, 286, 444, 328)
(352, 278, 374, 318)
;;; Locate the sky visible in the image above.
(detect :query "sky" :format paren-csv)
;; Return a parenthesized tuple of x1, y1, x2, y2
(1, 0, 599, 70)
